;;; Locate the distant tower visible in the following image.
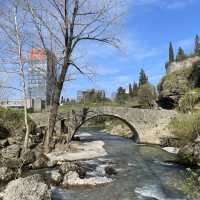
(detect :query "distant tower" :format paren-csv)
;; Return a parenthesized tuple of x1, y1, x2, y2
(28, 48, 56, 106)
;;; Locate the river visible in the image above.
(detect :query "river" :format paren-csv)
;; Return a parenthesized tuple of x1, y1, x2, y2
(52, 131, 188, 200)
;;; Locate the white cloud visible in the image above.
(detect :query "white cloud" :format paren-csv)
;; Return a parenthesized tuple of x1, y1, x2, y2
(121, 37, 162, 61)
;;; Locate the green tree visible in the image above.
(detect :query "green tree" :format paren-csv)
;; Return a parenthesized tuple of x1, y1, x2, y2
(132, 82, 138, 97)
(169, 42, 175, 63)
(176, 47, 186, 62)
(139, 68, 148, 86)
(129, 83, 133, 97)
(115, 87, 127, 104)
(138, 83, 156, 108)
(194, 35, 200, 55)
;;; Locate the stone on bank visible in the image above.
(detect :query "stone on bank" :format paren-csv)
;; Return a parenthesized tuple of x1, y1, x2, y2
(2, 174, 51, 200)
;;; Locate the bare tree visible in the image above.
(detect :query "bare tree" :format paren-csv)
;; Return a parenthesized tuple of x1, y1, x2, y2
(24, 0, 125, 149)
(0, 0, 32, 150)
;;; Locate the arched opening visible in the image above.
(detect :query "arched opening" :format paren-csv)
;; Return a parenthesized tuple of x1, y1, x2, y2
(73, 114, 139, 143)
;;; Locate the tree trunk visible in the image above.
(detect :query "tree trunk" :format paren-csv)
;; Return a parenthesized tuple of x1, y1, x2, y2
(45, 82, 63, 149)
(23, 99, 30, 151)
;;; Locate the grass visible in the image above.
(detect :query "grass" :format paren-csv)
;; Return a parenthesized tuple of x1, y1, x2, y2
(169, 112, 200, 144)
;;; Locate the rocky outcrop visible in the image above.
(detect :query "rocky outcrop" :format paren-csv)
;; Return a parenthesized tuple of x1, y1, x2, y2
(177, 141, 200, 166)
(3, 174, 51, 200)
(158, 60, 200, 109)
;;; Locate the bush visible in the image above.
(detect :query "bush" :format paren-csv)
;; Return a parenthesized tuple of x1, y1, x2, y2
(178, 93, 199, 113)
(169, 113, 200, 143)
(0, 108, 36, 134)
(182, 168, 200, 199)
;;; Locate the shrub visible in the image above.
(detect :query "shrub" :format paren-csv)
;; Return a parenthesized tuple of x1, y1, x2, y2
(169, 113, 200, 143)
(0, 108, 36, 134)
(178, 93, 199, 113)
(182, 168, 200, 199)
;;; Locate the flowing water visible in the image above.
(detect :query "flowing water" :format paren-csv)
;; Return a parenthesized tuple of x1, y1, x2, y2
(52, 131, 188, 200)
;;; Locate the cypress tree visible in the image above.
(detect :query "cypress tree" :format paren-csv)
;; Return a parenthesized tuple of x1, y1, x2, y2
(176, 47, 186, 62)
(169, 42, 175, 63)
(132, 82, 138, 96)
(194, 35, 200, 55)
(129, 83, 133, 97)
(139, 68, 148, 87)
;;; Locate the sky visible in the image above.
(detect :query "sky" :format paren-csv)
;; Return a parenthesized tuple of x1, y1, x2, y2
(1, 0, 200, 100)
(62, 0, 200, 99)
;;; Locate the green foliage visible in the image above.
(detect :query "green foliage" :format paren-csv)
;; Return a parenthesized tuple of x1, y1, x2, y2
(158, 67, 193, 97)
(182, 168, 200, 199)
(169, 42, 175, 63)
(132, 82, 138, 97)
(169, 113, 200, 142)
(137, 83, 157, 108)
(80, 89, 106, 104)
(129, 84, 133, 97)
(115, 87, 128, 104)
(0, 108, 36, 133)
(176, 47, 187, 62)
(178, 93, 199, 113)
(139, 68, 148, 86)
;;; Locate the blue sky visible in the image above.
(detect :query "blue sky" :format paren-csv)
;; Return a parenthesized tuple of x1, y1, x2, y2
(63, 0, 200, 99)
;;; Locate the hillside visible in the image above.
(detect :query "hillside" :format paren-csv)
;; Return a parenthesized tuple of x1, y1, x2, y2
(158, 58, 200, 109)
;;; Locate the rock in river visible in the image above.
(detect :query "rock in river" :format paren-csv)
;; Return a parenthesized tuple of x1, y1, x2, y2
(105, 166, 117, 176)
(62, 171, 113, 187)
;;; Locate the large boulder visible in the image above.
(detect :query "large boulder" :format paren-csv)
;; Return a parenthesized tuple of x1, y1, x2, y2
(177, 142, 200, 166)
(3, 174, 51, 200)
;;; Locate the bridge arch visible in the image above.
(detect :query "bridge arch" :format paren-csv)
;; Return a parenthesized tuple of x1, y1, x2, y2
(73, 114, 140, 143)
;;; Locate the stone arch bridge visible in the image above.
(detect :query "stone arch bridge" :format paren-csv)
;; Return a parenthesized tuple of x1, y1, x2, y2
(30, 107, 177, 144)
